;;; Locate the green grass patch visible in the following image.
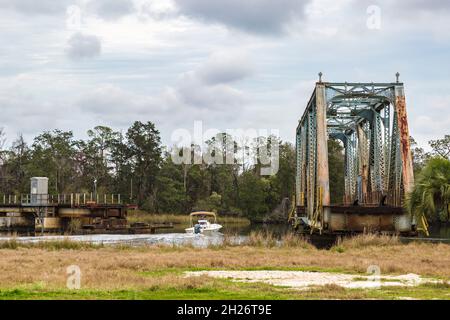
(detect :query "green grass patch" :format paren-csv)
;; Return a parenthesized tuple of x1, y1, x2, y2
(1, 281, 449, 300)
(0, 283, 300, 300)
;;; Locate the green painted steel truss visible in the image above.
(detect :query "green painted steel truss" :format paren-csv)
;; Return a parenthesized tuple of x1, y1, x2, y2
(295, 78, 415, 232)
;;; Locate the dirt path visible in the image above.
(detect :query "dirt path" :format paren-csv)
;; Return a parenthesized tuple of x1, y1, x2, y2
(185, 270, 436, 289)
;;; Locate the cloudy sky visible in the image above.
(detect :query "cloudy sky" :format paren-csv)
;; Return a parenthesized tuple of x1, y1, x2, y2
(0, 0, 449, 148)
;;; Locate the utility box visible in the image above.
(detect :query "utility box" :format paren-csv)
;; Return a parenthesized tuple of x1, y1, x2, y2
(30, 177, 48, 205)
(35, 217, 61, 230)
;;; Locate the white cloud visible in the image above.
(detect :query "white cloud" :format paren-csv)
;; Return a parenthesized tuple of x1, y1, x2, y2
(87, 0, 135, 21)
(78, 85, 154, 115)
(173, 0, 311, 34)
(168, 51, 253, 110)
(77, 50, 252, 118)
(0, 0, 450, 150)
(0, 88, 71, 144)
(0, 0, 73, 15)
(196, 51, 254, 85)
(71, 51, 255, 143)
(176, 72, 245, 110)
(66, 32, 102, 60)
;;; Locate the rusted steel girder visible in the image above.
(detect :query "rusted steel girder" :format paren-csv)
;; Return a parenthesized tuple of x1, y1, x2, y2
(357, 124, 369, 200)
(295, 75, 415, 234)
(394, 86, 414, 194)
(315, 84, 331, 228)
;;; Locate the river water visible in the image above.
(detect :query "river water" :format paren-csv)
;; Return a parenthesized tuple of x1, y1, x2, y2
(158, 222, 292, 236)
(0, 223, 449, 247)
(159, 221, 450, 239)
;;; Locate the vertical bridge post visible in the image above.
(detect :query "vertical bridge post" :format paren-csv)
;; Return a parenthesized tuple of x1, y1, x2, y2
(315, 83, 331, 227)
(394, 85, 414, 194)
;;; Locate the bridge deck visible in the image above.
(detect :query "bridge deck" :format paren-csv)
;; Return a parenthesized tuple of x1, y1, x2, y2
(296, 205, 404, 215)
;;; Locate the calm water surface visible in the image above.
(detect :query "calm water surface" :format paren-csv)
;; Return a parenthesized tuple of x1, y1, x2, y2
(1, 222, 449, 247)
(159, 221, 450, 238)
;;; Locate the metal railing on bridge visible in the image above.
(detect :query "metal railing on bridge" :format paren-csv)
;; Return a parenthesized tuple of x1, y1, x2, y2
(342, 191, 403, 207)
(0, 194, 123, 207)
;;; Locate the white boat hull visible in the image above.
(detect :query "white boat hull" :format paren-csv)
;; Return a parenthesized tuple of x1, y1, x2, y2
(185, 224, 222, 234)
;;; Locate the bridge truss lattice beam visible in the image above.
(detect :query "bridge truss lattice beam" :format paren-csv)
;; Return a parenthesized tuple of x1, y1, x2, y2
(295, 79, 414, 232)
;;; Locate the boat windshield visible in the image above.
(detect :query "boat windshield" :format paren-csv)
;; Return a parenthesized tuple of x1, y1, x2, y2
(190, 212, 217, 226)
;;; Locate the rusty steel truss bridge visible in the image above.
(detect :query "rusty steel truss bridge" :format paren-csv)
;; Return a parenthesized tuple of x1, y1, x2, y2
(293, 73, 419, 235)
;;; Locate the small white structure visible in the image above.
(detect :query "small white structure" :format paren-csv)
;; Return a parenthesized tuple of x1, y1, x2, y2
(30, 177, 48, 205)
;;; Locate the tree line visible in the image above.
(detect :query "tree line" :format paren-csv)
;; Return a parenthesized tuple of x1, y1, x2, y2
(0, 122, 302, 221)
(409, 135, 450, 223)
(3, 119, 446, 223)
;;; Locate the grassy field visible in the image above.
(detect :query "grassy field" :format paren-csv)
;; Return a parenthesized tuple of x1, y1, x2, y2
(0, 234, 449, 300)
(127, 210, 251, 226)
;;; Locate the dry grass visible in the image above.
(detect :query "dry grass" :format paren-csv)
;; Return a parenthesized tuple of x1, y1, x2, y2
(0, 239, 104, 250)
(236, 231, 314, 249)
(127, 210, 250, 225)
(0, 236, 449, 292)
(336, 234, 400, 249)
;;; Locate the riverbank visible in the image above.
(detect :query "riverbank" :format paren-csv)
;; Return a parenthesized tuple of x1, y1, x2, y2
(127, 210, 251, 226)
(0, 234, 449, 300)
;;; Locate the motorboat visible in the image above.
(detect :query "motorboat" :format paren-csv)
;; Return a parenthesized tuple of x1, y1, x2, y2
(185, 211, 222, 234)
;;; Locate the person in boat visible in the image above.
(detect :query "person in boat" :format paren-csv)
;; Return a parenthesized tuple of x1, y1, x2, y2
(194, 223, 201, 234)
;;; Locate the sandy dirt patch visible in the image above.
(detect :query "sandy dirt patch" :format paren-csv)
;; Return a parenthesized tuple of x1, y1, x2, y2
(185, 270, 434, 289)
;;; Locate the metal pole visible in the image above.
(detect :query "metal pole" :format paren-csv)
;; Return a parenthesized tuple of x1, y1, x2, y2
(94, 179, 97, 202)
(41, 208, 44, 236)
(130, 178, 133, 203)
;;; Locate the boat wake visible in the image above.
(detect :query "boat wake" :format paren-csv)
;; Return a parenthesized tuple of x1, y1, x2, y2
(0, 233, 236, 247)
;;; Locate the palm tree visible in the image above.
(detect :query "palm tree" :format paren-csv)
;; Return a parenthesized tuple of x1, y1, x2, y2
(406, 157, 450, 227)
